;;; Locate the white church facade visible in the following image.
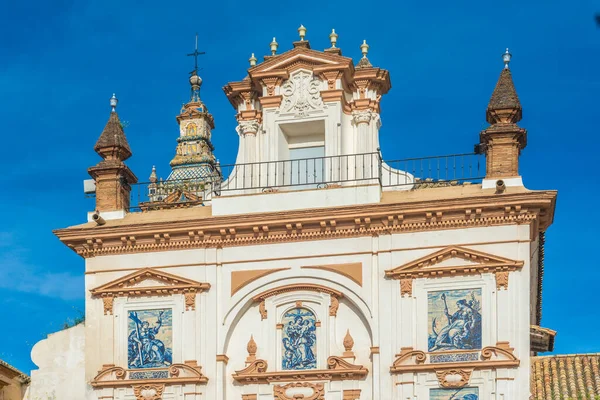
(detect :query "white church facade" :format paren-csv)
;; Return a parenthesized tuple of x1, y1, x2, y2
(28, 28, 557, 400)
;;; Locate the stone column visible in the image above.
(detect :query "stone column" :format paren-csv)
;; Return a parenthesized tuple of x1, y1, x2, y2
(352, 110, 373, 181)
(238, 120, 260, 189)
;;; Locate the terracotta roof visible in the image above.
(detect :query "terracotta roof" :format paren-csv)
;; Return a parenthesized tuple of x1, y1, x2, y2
(0, 359, 30, 384)
(94, 112, 132, 160)
(531, 353, 600, 399)
(488, 69, 521, 111)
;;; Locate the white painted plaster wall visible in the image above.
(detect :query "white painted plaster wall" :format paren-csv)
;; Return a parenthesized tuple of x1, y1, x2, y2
(28, 324, 85, 400)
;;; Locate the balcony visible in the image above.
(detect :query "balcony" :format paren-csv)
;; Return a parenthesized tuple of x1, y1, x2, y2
(130, 152, 484, 212)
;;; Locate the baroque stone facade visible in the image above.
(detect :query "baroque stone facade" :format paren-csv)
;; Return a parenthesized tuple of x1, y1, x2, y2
(29, 29, 563, 400)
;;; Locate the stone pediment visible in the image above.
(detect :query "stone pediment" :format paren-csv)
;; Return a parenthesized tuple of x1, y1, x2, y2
(91, 268, 210, 314)
(249, 47, 353, 76)
(385, 246, 524, 295)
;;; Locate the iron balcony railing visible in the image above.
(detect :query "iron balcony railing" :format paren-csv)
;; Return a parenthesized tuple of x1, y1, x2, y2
(128, 152, 484, 210)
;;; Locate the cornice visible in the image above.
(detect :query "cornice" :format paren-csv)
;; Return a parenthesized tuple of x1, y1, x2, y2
(54, 190, 556, 259)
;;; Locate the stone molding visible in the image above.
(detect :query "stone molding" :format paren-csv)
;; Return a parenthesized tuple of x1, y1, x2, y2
(301, 263, 362, 286)
(252, 283, 343, 319)
(273, 382, 325, 400)
(385, 245, 524, 295)
(343, 389, 362, 400)
(231, 268, 290, 295)
(91, 361, 208, 388)
(390, 342, 520, 374)
(232, 356, 368, 384)
(90, 268, 210, 314)
(55, 191, 556, 259)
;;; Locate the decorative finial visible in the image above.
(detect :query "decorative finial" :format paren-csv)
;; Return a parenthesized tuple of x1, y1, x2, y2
(503, 48, 512, 70)
(270, 37, 278, 55)
(110, 93, 118, 113)
(298, 24, 307, 41)
(149, 165, 157, 183)
(187, 33, 206, 74)
(249, 53, 257, 67)
(246, 335, 257, 363)
(360, 40, 369, 59)
(343, 329, 354, 352)
(329, 29, 338, 48)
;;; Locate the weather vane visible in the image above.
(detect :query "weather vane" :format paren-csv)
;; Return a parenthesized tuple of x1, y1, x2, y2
(187, 33, 205, 74)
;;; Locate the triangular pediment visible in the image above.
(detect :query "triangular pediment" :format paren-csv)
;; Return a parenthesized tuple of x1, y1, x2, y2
(90, 268, 210, 297)
(385, 246, 524, 279)
(249, 47, 353, 76)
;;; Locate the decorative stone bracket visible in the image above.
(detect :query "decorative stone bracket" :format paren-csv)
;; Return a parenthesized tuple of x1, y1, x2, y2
(385, 246, 524, 296)
(90, 268, 210, 315)
(252, 284, 343, 320)
(91, 361, 208, 388)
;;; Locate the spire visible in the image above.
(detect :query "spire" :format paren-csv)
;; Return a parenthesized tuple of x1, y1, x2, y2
(88, 94, 137, 213)
(478, 49, 527, 180)
(94, 93, 132, 161)
(486, 48, 522, 124)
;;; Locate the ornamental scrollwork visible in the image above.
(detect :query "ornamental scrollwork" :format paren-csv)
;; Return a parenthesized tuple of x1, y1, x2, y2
(281, 71, 323, 116)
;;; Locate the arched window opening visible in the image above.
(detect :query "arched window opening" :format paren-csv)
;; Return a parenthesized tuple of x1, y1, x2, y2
(281, 307, 317, 370)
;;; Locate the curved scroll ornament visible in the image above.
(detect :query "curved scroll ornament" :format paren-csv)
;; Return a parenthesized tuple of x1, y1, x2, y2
(281, 71, 323, 116)
(480, 342, 519, 363)
(274, 382, 325, 400)
(391, 348, 427, 370)
(92, 365, 127, 382)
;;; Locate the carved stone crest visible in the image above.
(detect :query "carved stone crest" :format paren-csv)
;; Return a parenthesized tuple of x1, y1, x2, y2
(435, 369, 473, 388)
(133, 384, 164, 400)
(281, 71, 323, 116)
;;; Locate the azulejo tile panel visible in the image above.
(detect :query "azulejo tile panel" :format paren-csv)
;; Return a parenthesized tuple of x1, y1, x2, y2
(430, 352, 479, 364)
(128, 309, 173, 369)
(428, 289, 482, 352)
(282, 307, 317, 370)
(430, 387, 479, 399)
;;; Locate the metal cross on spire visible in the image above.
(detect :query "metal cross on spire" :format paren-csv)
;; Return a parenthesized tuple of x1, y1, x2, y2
(187, 33, 205, 74)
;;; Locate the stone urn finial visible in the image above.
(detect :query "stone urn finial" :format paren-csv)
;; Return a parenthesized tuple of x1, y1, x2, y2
(343, 329, 354, 352)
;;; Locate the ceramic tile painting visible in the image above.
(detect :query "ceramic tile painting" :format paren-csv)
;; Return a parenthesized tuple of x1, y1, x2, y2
(428, 288, 482, 352)
(127, 309, 173, 369)
(430, 387, 479, 399)
(281, 307, 317, 370)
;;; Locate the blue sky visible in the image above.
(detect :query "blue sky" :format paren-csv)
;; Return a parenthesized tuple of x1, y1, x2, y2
(0, 0, 598, 373)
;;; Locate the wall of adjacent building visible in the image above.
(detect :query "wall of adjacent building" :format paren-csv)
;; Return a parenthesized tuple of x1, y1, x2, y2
(27, 324, 85, 400)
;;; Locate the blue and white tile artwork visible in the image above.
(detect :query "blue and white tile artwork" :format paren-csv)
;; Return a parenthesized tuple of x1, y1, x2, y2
(128, 309, 173, 369)
(430, 387, 479, 400)
(281, 307, 317, 370)
(428, 288, 482, 352)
